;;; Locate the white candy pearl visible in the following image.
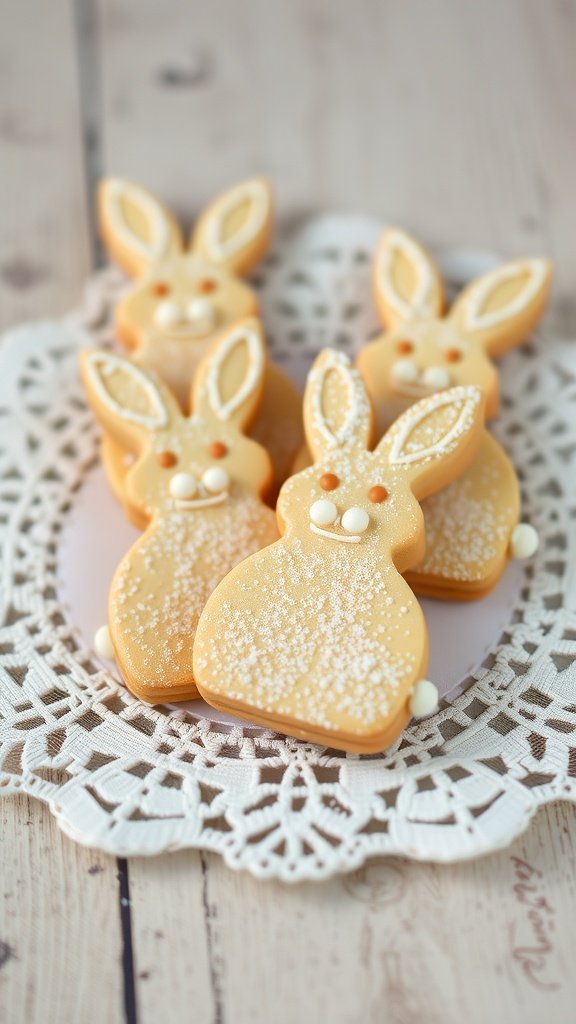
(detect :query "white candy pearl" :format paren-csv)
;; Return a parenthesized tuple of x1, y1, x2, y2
(422, 366, 451, 389)
(187, 297, 216, 327)
(341, 507, 369, 534)
(392, 359, 419, 384)
(155, 300, 183, 330)
(510, 523, 539, 560)
(409, 679, 439, 718)
(94, 624, 115, 660)
(169, 472, 198, 500)
(310, 499, 338, 527)
(202, 466, 230, 493)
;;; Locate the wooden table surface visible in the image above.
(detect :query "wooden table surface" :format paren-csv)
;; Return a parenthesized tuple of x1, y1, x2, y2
(2, 2, 576, 1022)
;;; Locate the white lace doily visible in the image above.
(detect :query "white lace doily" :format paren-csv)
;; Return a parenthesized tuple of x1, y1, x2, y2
(1, 215, 575, 881)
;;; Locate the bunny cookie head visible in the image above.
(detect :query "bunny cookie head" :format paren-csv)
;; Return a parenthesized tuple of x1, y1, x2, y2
(80, 318, 273, 522)
(357, 228, 553, 434)
(98, 177, 272, 408)
(278, 349, 486, 572)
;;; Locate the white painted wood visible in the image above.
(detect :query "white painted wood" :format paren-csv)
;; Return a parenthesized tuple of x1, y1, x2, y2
(1, 795, 124, 1024)
(0, 0, 90, 331)
(127, 853, 215, 1024)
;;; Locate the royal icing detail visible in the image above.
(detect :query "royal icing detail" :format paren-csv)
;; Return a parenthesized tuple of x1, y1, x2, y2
(106, 178, 172, 264)
(309, 351, 369, 449)
(378, 229, 436, 321)
(86, 351, 169, 430)
(462, 259, 548, 331)
(205, 324, 264, 421)
(204, 179, 269, 266)
(386, 386, 481, 467)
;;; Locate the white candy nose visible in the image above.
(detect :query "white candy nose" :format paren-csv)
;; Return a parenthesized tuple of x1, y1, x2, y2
(341, 507, 369, 534)
(391, 359, 419, 384)
(310, 499, 338, 527)
(155, 300, 184, 330)
(187, 297, 216, 328)
(422, 366, 451, 389)
(170, 472, 198, 500)
(202, 466, 229, 493)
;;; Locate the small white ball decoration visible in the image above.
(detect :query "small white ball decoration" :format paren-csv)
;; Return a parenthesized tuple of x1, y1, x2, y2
(391, 359, 419, 384)
(422, 365, 451, 389)
(510, 523, 539, 560)
(155, 300, 183, 330)
(409, 679, 439, 718)
(187, 297, 216, 327)
(341, 507, 369, 534)
(310, 499, 338, 527)
(169, 472, 198, 500)
(202, 466, 230, 493)
(94, 625, 115, 660)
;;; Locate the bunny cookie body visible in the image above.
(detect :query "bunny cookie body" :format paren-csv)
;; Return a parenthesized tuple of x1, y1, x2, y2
(194, 350, 484, 753)
(98, 176, 302, 503)
(356, 229, 552, 598)
(81, 320, 279, 702)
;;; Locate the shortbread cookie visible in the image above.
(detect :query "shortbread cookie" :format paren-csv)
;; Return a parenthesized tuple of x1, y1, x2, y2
(80, 318, 279, 702)
(194, 350, 485, 753)
(352, 229, 551, 597)
(98, 176, 303, 495)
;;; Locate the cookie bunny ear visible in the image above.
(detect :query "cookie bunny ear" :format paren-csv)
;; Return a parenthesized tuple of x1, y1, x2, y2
(373, 228, 445, 329)
(304, 349, 374, 463)
(449, 258, 553, 357)
(192, 318, 266, 431)
(191, 177, 272, 276)
(79, 349, 182, 451)
(378, 386, 485, 499)
(98, 178, 184, 278)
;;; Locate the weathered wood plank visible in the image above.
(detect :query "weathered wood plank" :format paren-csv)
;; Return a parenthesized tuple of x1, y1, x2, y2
(0, 3, 124, 1022)
(1, 796, 124, 1024)
(0, 0, 90, 330)
(127, 853, 215, 1024)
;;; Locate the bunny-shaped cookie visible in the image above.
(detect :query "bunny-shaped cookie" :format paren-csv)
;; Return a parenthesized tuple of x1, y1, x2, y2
(98, 176, 302, 501)
(80, 319, 279, 702)
(354, 229, 553, 598)
(194, 350, 485, 753)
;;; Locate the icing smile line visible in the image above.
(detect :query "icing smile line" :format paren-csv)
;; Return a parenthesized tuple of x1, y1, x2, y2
(309, 523, 362, 544)
(175, 492, 228, 509)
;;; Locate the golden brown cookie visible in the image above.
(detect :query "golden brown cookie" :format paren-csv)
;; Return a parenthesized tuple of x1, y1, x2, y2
(194, 350, 485, 753)
(80, 318, 279, 702)
(98, 176, 302, 493)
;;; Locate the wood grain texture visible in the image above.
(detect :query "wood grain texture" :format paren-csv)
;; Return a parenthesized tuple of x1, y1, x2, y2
(1, 796, 124, 1024)
(3, 0, 576, 1021)
(0, 0, 90, 330)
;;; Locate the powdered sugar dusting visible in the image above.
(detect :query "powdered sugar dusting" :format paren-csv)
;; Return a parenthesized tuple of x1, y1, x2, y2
(111, 493, 278, 692)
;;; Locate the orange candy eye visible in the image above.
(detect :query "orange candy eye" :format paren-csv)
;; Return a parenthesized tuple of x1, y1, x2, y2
(198, 278, 218, 294)
(153, 282, 171, 297)
(368, 485, 388, 503)
(209, 441, 228, 459)
(396, 340, 414, 355)
(445, 348, 463, 363)
(157, 451, 178, 468)
(319, 473, 339, 491)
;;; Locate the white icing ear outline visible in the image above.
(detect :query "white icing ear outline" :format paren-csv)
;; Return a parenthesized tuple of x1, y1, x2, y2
(200, 324, 264, 424)
(196, 179, 270, 267)
(85, 351, 169, 431)
(381, 386, 481, 467)
(306, 350, 371, 451)
(102, 178, 175, 266)
(375, 229, 441, 323)
(457, 259, 549, 332)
